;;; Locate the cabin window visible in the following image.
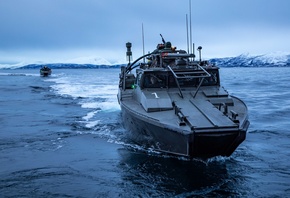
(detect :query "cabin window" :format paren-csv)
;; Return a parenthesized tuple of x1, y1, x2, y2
(167, 69, 219, 88)
(124, 74, 136, 89)
(168, 75, 198, 87)
(136, 72, 143, 87)
(201, 70, 219, 86)
(143, 74, 167, 88)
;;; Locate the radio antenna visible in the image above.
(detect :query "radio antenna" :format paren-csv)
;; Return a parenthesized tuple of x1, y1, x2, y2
(186, 14, 189, 54)
(189, 0, 193, 55)
(142, 23, 145, 63)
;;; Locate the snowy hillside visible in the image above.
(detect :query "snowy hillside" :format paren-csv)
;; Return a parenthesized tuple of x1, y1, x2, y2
(0, 56, 126, 69)
(210, 52, 290, 67)
(1, 52, 290, 69)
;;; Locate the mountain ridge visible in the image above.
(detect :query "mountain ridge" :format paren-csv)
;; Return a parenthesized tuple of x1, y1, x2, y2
(1, 52, 290, 69)
(210, 52, 290, 67)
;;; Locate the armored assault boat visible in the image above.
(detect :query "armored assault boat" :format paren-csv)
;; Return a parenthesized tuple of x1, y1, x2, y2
(40, 66, 52, 77)
(118, 36, 249, 158)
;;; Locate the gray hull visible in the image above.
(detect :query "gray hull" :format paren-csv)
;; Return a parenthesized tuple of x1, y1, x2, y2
(120, 100, 248, 158)
(40, 68, 52, 77)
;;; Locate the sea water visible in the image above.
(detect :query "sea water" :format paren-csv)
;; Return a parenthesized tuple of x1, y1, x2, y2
(0, 67, 289, 197)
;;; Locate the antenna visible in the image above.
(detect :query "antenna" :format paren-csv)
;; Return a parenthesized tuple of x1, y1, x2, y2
(189, 0, 192, 54)
(186, 14, 189, 54)
(142, 23, 145, 63)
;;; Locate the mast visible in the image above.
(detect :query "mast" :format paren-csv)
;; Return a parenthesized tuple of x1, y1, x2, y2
(189, 0, 192, 55)
(186, 14, 189, 54)
(142, 23, 145, 63)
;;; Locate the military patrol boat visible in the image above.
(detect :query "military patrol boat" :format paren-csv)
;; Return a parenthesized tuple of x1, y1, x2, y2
(40, 66, 52, 77)
(118, 36, 250, 158)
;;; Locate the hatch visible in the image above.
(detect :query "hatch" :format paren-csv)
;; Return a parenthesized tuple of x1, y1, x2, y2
(140, 90, 173, 112)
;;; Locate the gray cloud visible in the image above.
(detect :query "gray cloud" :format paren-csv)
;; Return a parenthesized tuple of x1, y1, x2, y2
(0, 0, 289, 64)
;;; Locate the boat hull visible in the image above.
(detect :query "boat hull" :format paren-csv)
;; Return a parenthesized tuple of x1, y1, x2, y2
(40, 70, 51, 77)
(120, 102, 249, 158)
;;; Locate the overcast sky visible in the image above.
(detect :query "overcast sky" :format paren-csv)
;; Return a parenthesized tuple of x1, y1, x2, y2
(0, 0, 289, 65)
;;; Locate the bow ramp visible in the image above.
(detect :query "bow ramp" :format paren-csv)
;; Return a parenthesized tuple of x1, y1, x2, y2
(172, 95, 237, 130)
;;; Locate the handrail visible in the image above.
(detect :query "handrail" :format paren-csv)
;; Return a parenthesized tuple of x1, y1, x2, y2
(167, 65, 211, 98)
(162, 52, 195, 58)
(167, 66, 184, 98)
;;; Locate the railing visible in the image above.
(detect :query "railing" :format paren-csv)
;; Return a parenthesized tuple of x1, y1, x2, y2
(167, 65, 211, 98)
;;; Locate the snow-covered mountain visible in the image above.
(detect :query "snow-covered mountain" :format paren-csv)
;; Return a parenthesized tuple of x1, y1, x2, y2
(0, 56, 126, 69)
(64, 56, 112, 65)
(210, 52, 290, 67)
(1, 52, 290, 69)
(13, 63, 125, 69)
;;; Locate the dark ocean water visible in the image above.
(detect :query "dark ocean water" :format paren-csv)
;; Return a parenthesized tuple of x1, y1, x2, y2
(0, 67, 289, 197)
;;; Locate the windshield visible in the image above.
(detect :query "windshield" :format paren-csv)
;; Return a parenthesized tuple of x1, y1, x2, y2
(143, 74, 167, 88)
